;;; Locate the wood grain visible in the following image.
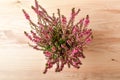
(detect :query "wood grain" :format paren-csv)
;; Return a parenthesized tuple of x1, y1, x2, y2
(0, 0, 120, 80)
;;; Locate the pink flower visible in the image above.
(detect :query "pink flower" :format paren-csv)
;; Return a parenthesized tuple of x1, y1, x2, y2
(83, 29, 92, 35)
(22, 9, 30, 20)
(47, 60, 53, 68)
(72, 26, 79, 34)
(31, 6, 39, 14)
(85, 38, 92, 44)
(67, 40, 71, 46)
(84, 15, 90, 27)
(45, 34, 51, 40)
(31, 0, 39, 16)
(31, 6, 43, 16)
(79, 18, 84, 24)
(51, 46, 56, 52)
(31, 30, 36, 36)
(32, 38, 40, 43)
(71, 8, 80, 20)
(30, 30, 41, 43)
(73, 61, 78, 66)
(62, 15, 67, 24)
(44, 51, 51, 57)
(61, 44, 66, 49)
(38, 22, 44, 29)
(72, 26, 77, 34)
(71, 49, 78, 56)
(24, 31, 32, 40)
(35, 0, 39, 9)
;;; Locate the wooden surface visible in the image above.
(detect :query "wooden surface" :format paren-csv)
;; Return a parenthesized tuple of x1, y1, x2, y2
(0, 0, 120, 80)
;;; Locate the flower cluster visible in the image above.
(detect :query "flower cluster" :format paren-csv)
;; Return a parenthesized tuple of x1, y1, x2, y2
(23, 0, 93, 74)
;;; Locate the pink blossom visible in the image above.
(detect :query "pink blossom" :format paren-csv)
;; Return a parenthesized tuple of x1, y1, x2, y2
(83, 29, 92, 35)
(45, 34, 51, 40)
(46, 60, 53, 69)
(38, 22, 44, 29)
(71, 49, 78, 56)
(35, 0, 39, 9)
(24, 31, 32, 40)
(72, 26, 77, 34)
(85, 38, 92, 44)
(31, 30, 36, 36)
(62, 15, 67, 24)
(72, 26, 79, 34)
(84, 15, 90, 27)
(31, 6, 43, 16)
(79, 18, 84, 24)
(73, 61, 77, 65)
(51, 46, 56, 52)
(61, 44, 66, 49)
(44, 51, 51, 57)
(30, 30, 41, 43)
(31, 6, 39, 14)
(67, 40, 71, 45)
(32, 38, 40, 43)
(22, 9, 30, 20)
(71, 8, 80, 20)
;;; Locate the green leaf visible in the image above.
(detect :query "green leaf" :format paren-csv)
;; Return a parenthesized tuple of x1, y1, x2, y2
(55, 42, 59, 47)
(59, 38, 65, 45)
(45, 45, 52, 51)
(52, 54, 58, 59)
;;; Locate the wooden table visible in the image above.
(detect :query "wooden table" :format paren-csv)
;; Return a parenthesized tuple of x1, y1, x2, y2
(0, 0, 120, 80)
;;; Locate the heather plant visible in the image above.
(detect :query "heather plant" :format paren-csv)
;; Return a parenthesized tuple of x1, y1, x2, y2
(23, 0, 93, 74)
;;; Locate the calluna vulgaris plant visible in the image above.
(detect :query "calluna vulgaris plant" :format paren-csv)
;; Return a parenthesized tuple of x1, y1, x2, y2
(23, 0, 93, 74)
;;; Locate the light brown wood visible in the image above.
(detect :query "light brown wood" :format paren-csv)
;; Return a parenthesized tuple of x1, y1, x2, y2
(0, 0, 120, 80)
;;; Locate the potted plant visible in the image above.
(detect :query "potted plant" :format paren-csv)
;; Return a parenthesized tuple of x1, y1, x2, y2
(23, 0, 93, 74)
